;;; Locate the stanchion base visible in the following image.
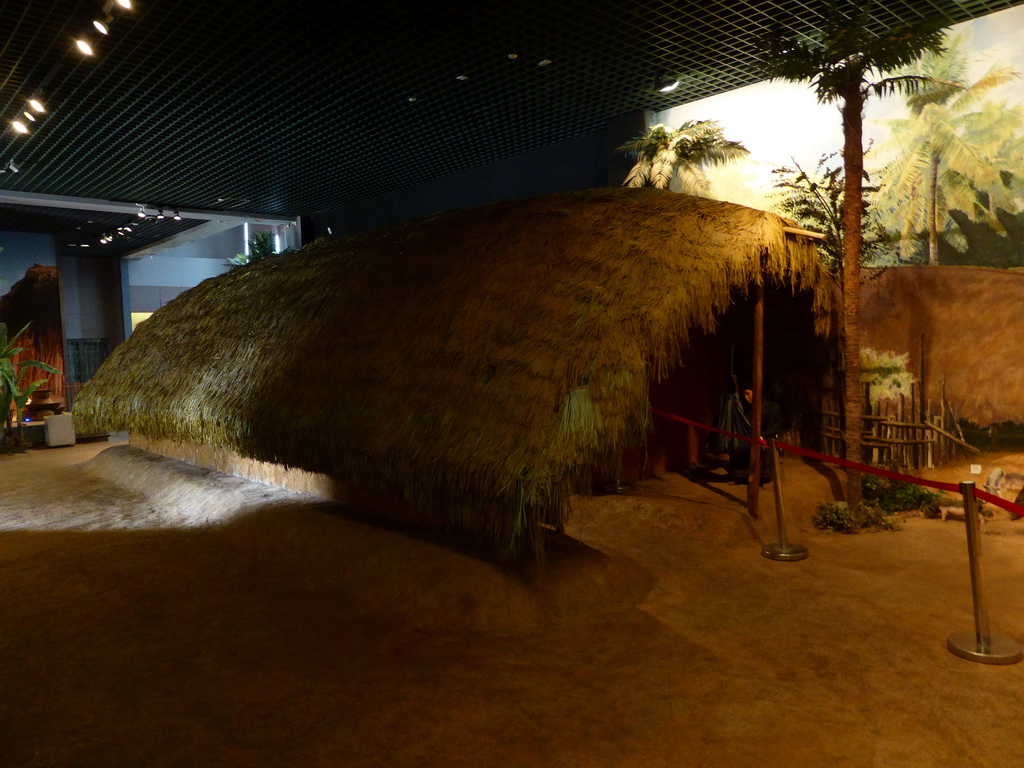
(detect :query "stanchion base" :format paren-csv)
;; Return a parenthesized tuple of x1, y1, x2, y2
(601, 480, 633, 495)
(762, 543, 808, 561)
(947, 632, 1023, 664)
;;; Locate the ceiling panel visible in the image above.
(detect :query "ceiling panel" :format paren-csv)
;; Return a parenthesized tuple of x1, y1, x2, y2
(1, 0, 1022, 223)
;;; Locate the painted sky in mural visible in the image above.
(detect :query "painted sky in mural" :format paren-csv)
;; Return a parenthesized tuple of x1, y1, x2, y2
(0, 232, 56, 295)
(654, 5, 1024, 267)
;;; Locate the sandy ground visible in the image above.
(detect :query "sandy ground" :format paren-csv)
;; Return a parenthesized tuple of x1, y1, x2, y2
(2, 440, 1024, 767)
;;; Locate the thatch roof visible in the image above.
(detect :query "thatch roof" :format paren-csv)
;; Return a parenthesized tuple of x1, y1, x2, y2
(75, 188, 831, 556)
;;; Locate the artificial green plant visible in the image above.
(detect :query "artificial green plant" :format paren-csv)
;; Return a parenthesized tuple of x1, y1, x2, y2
(0, 321, 61, 447)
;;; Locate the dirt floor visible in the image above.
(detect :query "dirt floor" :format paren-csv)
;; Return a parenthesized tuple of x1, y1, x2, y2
(2, 440, 1024, 767)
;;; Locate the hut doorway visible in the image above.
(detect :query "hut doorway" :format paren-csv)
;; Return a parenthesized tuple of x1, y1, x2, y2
(643, 284, 831, 479)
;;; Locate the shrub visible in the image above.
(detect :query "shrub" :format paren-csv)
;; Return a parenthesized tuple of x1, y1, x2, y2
(813, 502, 901, 533)
(861, 472, 941, 513)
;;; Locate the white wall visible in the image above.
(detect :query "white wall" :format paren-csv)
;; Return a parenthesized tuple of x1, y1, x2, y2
(126, 226, 239, 314)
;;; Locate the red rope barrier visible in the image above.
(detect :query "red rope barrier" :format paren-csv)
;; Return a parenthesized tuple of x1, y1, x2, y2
(649, 407, 1024, 519)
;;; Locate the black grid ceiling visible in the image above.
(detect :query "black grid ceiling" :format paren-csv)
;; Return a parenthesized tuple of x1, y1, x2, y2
(1, 0, 1023, 222)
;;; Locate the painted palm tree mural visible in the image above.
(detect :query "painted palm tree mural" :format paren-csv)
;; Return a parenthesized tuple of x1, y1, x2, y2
(618, 120, 749, 194)
(874, 34, 1024, 265)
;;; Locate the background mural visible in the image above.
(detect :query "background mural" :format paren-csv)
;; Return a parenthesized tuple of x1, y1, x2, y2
(656, 4, 1024, 268)
(641, 5, 1024, 431)
(0, 234, 66, 413)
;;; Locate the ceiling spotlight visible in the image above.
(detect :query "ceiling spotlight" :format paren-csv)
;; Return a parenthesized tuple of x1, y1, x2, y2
(172, 210, 182, 221)
(656, 76, 680, 93)
(137, 206, 147, 218)
(6, 160, 19, 173)
(11, 120, 29, 134)
(28, 99, 45, 113)
(23, 112, 36, 122)
(75, 39, 94, 56)
(93, 19, 109, 34)
(116, 0, 132, 8)
(157, 209, 165, 219)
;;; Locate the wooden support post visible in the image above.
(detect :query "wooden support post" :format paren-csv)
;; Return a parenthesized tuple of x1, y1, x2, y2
(920, 333, 927, 416)
(748, 277, 764, 519)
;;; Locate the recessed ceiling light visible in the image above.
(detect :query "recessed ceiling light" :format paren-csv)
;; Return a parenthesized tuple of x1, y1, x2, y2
(28, 99, 45, 113)
(507, 53, 518, 60)
(75, 39, 94, 56)
(11, 120, 28, 134)
(455, 74, 469, 81)
(656, 76, 680, 93)
(538, 59, 552, 67)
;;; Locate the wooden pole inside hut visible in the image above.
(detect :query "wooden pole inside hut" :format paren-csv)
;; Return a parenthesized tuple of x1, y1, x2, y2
(747, 276, 765, 518)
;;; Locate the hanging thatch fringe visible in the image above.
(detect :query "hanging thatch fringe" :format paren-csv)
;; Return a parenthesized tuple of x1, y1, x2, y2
(75, 188, 832, 558)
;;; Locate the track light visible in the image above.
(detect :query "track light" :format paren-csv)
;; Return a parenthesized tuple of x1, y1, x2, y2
(7, 160, 19, 173)
(11, 120, 28, 134)
(116, 0, 132, 8)
(28, 99, 45, 113)
(93, 20, 110, 34)
(157, 209, 165, 219)
(172, 210, 182, 221)
(23, 112, 36, 122)
(656, 76, 680, 93)
(137, 205, 147, 218)
(76, 39, 94, 56)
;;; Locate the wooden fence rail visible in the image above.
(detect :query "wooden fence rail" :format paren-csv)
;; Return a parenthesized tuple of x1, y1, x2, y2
(789, 378, 977, 470)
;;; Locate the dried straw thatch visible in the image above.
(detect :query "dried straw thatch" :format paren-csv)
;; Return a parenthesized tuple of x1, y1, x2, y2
(75, 188, 831, 557)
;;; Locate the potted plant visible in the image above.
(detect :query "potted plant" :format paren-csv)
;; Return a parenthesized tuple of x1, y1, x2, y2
(0, 322, 61, 450)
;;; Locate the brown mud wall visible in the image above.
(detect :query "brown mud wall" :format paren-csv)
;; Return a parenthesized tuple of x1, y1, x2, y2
(861, 266, 1023, 426)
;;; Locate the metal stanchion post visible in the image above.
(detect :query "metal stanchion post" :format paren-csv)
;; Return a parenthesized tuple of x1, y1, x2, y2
(762, 437, 808, 562)
(947, 481, 1022, 664)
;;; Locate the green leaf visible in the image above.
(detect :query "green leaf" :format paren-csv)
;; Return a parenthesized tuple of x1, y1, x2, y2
(21, 380, 51, 401)
(7, 322, 31, 348)
(15, 360, 60, 376)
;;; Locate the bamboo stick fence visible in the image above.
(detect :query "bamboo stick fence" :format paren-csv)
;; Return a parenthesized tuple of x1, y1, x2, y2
(789, 378, 978, 470)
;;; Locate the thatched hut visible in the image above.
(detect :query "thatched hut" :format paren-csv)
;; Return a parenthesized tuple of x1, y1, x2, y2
(75, 188, 833, 557)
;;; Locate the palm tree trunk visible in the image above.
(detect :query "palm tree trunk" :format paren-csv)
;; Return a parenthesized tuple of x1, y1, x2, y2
(841, 86, 864, 509)
(928, 154, 940, 266)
